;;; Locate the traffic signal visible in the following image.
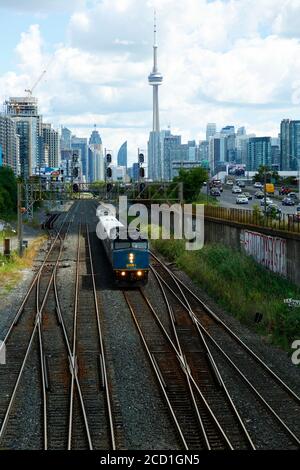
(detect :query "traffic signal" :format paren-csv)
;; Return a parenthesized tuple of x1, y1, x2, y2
(139, 153, 144, 164)
(106, 183, 113, 192)
(73, 183, 79, 193)
(106, 153, 112, 164)
(139, 167, 145, 178)
(73, 167, 79, 178)
(106, 167, 112, 178)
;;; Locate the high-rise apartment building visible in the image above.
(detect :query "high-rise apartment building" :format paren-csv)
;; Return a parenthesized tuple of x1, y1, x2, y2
(0, 114, 20, 174)
(5, 97, 40, 177)
(247, 137, 272, 171)
(280, 119, 300, 171)
(42, 123, 59, 168)
(206, 123, 217, 142)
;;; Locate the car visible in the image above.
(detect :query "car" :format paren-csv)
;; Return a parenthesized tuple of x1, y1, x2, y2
(266, 204, 282, 218)
(210, 188, 221, 197)
(254, 182, 263, 189)
(203, 181, 207, 186)
(226, 180, 234, 186)
(237, 180, 246, 188)
(236, 195, 249, 204)
(282, 197, 295, 206)
(232, 186, 242, 194)
(243, 192, 253, 200)
(287, 192, 299, 201)
(255, 191, 264, 199)
(279, 186, 292, 196)
(260, 197, 273, 206)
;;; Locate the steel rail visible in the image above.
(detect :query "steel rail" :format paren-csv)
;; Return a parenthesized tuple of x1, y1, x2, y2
(86, 222, 116, 450)
(150, 251, 300, 405)
(1, 203, 76, 346)
(125, 289, 234, 449)
(123, 291, 189, 450)
(138, 288, 239, 450)
(150, 266, 256, 450)
(0, 207, 75, 447)
(67, 222, 81, 450)
(53, 269, 93, 450)
(152, 266, 300, 447)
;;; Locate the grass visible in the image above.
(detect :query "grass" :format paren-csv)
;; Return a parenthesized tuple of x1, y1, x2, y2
(152, 239, 300, 352)
(0, 236, 46, 296)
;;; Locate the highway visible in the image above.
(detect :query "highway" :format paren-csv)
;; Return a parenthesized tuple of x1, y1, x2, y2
(204, 186, 299, 215)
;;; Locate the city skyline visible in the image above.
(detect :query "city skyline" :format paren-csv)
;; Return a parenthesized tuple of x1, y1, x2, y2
(1, 1, 300, 163)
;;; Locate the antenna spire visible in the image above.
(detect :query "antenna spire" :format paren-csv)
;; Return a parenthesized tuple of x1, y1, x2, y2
(154, 10, 157, 46)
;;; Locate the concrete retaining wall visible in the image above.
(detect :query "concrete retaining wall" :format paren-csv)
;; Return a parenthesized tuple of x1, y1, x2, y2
(205, 217, 300, 286)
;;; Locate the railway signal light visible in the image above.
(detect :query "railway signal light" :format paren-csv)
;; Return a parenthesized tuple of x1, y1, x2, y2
(106, 183, 113, 192)
(73, 183, 79, 193)
(139, 182, 146, 193)
(139, 167, 145, 178)
(106, 153, 112, 164)
(138, 153, 144, 164)
(106, 167, 112, 178)
(73, 167, 79, 178)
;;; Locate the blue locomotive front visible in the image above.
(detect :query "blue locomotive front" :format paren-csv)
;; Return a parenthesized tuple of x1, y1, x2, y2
(112, 239, 149, 284)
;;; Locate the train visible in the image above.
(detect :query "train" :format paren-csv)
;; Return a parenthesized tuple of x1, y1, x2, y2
(96, 204, 149, 285)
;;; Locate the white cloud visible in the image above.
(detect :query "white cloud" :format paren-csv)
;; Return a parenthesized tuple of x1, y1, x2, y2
(1, 0, 300, 162)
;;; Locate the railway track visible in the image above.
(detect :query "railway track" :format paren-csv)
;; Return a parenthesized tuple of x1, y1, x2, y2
(0, 201, 116, 450)
(123, 288, 253, 450)
(150, 251, 300, 449)
(0, 204, 76, 449)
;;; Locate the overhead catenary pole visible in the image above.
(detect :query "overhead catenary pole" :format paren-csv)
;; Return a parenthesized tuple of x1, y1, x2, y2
(17, 182, 23, 257)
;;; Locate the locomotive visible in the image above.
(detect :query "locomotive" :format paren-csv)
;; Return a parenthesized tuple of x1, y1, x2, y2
(96, 205, 149, 285)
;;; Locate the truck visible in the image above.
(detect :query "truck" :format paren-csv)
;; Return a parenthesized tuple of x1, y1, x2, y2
(265, 183, 275, 194)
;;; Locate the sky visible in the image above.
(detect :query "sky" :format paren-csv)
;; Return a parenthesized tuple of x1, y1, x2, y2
(1, 0, 300, 164)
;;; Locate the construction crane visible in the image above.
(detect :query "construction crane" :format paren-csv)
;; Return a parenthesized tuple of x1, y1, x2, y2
(25, 69, 47, 97)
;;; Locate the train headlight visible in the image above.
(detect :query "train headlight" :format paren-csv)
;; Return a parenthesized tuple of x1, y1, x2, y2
(137, 271, 143, 277)
(128, 253, 135, 263)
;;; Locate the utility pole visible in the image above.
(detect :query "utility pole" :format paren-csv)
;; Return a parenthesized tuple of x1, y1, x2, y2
(263, 166, 270, 216)
(17, 182, 23, 257)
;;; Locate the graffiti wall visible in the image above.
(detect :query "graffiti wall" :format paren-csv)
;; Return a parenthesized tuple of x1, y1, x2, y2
(241, 230, 287, 276)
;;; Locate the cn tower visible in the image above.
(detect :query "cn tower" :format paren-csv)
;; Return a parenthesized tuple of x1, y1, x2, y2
(148, 11, 163, 132)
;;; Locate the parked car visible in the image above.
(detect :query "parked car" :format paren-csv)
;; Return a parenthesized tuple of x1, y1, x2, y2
(282, 197, 295, 206)
(232, 186, 242, 194)
(210, 188, 221, 197)
(260, 197, 273, 206)
(236, 195, 249, 205)
(254, 182, 263, 189)
(255, 191, 264, 199)
(243, 192, 253, 200)
(236, 180, 246, 188)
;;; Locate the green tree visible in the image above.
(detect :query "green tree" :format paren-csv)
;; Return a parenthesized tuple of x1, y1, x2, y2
(173, 167, 208, 202)
(0, 166, 17, 218)
(253, 165, 280, 184)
